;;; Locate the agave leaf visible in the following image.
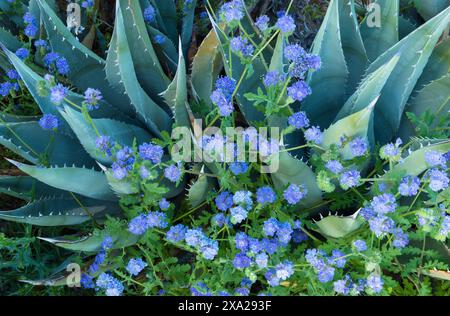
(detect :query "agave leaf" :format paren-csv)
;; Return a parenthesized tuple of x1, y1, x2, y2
(180, 0, 197, 56)
(413, 0, 450, 20)
(415, 39, 450, 90)
(303, 0, 349, 128)
(146, 25, 179, 72)
(0, 196, 118, 226)
(398, 15, 417, 39)
(191, 29, 222, 107)
(8, 159, 118, 202)
(0, 121, 95, 167)
(337, 0, 368, 94)
(152, 0, 178, 45)
(35, 0, 134, 116)
(323, 97, 377, 159)
(316, 210, 362, 238)
(60, 105, 151, 165)
(399, 75, 450, 139)
(107, 6, 172, 137)
(365, 6, 450, 144)
(116, 0, 170, 102)
(209, 15, 266, 124)
(39, 231, 139, 252)
(0, 176, 68, 201)
(0, 27, 21, 51)
(188, 165, 213, 208)
(271, 151, 322, 208)
(0, 113, 41, 123)
(360, 0, 399, 62)
(375, 140, 450, 187)
(161, 39, 190, 128)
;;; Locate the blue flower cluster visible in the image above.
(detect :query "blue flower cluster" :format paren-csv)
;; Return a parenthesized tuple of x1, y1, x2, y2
(128, 211, 168, 235)
(167, 225, 219, 260)
(210, 76, 236, 117)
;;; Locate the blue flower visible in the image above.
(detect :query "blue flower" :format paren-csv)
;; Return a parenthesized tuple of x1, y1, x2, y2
(215, 191, 233, 211)
(425, 150, 446, 168)
(212, 213, 229, 227)
(38, 113, 59, 130)
(349, 137, 368, 157)
(153, 35, 165, 44)
(366, 274, 383, 294)
(50, 84, 68, 105)
(235, 287, 250, 296)
(159, 198, 170, 210)
(276, 222, 293, 244)
(265, 269, 280, 287)
(83, 88, 103, 110)
(128, 214, 148, 235)
(283, 184, 307, 205)
(261, 238, 278, 254)
(138, 142, 163, 163)
(398, 176, 420, 196)
(352, 240, 367, 252)
(287, 81, 311, 101)
(263, 70, 283, 87)
(43, 52, 60, 67)
(288, 111, 310, 129)
(34, 39, 49, 49)
(230, 162, 249, 175)
(369, 215, 395, 237)
(256, 186, 276, 205)
(380, 138, 402, 159)
(211, 76, 236, 117)
(230, 36, 254, 56)
(143, 5, 156, 23)
(317, 266, 335, 283)
(220, 0, 244, 23)
(126, 258, 147, 276)
(146, 211, 168, 228)
(329, 250, 346, 268)
(25, 23, 38, 38)
(333, 279, 349, 295)
(0, 82, 13, 97)
(305, 249, 326, 271)
(96, 273, 124, 296)
(304, 126, 322, 144)
(263, 218, 279, 237)
(6, 69, 20, 80)
(166, 224, 187, 243)
(164, 164, 182, 183)
(55, 57, 70, 75)
(111, 163, 128, 180)
(230, 206, 248, 224)
(275, 261, 294, 280)
(81, 274, 95, 289)
(81, 0, 94, 8)
(95, 136, 114, 156)
(233, 253, 252, 269)
(370, 193, 397, 215)
(255, 253, 268, 268)
(23, 12, 36, 24)
(233, 190, 253, 210)
(392, 228, 409, 249)
(255, 15, 270, 31)
(284, 44, 305, 61)
(200, 239, 219, 260)
(326, 160, 344, 174)
(15, 48, 29, 60)
(275, 15, 296, 34)
(339, 170, 360, 189)
(428, 168, 449, 192)
(185, 228, 205, 247)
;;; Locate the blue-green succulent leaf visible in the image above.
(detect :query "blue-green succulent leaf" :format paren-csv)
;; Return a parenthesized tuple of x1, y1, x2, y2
(415, 38, 450, 91)
(0, 176, 69, 201)
(181, 0, 197, 56)
(8, 159, 118, 202)
(413, 0, 450, 20)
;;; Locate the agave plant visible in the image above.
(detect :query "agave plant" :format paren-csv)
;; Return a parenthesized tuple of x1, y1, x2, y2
(0, 0, 448, 288)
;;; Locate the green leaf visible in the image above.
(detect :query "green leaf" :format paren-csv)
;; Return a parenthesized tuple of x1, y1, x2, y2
(8, 159, 118, 202)
(0, 176, 67, 201)
(152, 0, 179, 46)
(399, 75, 450, 139)
(0, 121, 95, 167)
(60, 106, 151, 165)
(360, 0, 399, 62)
(106, 5, 172, 137)
(323, 97, 377, 159)
(365, 6, 450, 143)
(161, 39, 190, 128)
(0, 196, 118, 226)
(303, 0, 349, 128)
(271, 151, 322, 208)
(415, 38, 450, 90)
(0, 27, 21, 51)
(315, 210, 362, 238)
(116, 0, 170, 102)
(414, 0, 450, 20)
(187, 166, 213, 208)
(191, 29, 222, 107)
(36, 0, 134, 116)
(337, 0, 368, 94)
(39, 232, 139, 252)
(180, 0, 197, 56)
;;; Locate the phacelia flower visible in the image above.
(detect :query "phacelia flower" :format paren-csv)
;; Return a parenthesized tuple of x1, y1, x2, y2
(339, 170, 360, 190)
(128, 214, 148, 235)
(215, 191, 233, 211)
(392, 228, 409, 249)
(275, 261, 294, 280)
(143, 5, 156, 23)
(55, 57, 70, 75)
(255, 15, 270, 31)
(428, 168, 449, 192)
(111, 163, 128, 180)
(425, 150, 446, 168)
(212, 213, 229, 227)
(263, 218, 279, 237)
(220, 0, 244, 23)
(126, 258, 147, 276)
(263, 71, 283, 87)
(366, 274, 383, 294)
(233, 253, 252, 269)
(304, 126, 322, 144)
(164, 164, 182, 183)
(38, 113, 59, 130)
(15, 48, 30, 60)
(287, 81, 312, 102)
(185, 228, 205, 247)
(0, 82, 13, 97)
(138, 142, 163, 164)
(96, 273, 124, 296)
(352, 240, 367, 252)
(317, 266, 335, 283)
(369, 215, 395, 237)
(284, 44, 306, 62)
(153, 35, 165, 44)
(81, 0, 94, 8)
(256, 186, 276, 205)
(329, 250, 347, 268)
(398, 176, 420, 197)
(380, 138, 402, 160)
(230, 36, 254, 56)
(233, 190, 253, 210)
(230, 206, 248, 225)
(326, 160, 344, 174)
(146, 211, 168, 229)
(349, 137, 368, 157)
(334, 279, 350, 295)
(371, 193, 397, 215)
(34, 39, 49, 49)
(265, 269, 280, 287)
(159, 198, 170, 210)
(166, 224, 187, 243)
(83, 88, 103, 110)
(255, 253, 268, 268)
(230, 162, 249, 175)
(200, 239, 219, 260)
(275, 15, 296, 34)
(50, 84, 68, 105)
(283, 184, 307, 205)
(288, 111, 310, 129)
(6, 69, 19, 80)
